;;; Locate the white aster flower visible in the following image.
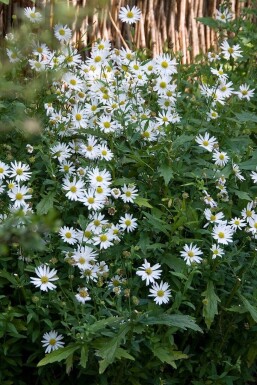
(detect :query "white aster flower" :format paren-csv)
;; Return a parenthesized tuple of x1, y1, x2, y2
(93, 230, 114, 249)
(235, 84, 254, 101)
(24, 6, 42, 23)
(204, 208, 225, 227)
(59, 226, 78, 245)
(75, 287, 91, 303)
(120, 184, 138, 203)
(30, 265, 58, 292)
(0, 161, 10, 180)
(229, 217, 247, 231)
(220, 40, 242, 60)
(212, 223, 234, 244)
(62, 177, 85, 201)
(136, 259, 162, 286)
(180, 243, 203, 265)
(119, 213, 138, 232)
(9, 161, 31, 182)
(232, 163, 245, 181)
(216, 8, 233, 23)
(212, 150, 229, 167)
(195, 132, 218, 152)
(211, 244, 224, 259)
(8, 185, 32, 208)
(118, 5, 141, 24)
(241, 202, 255, 223)
(41, 331, 64, 353)
(149, 281, 171, 305)
(54, 24, 72, 42)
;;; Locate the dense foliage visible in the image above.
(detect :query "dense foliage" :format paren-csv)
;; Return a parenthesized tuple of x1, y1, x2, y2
(0, 3, 257, 384)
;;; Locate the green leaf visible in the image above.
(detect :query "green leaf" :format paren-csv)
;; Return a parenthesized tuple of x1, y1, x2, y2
(196, 17, 221, 28)
(139, 313, 202, 332)
(231, 189, 252, 201)
(36, 191, 56, 215)
(134, 196, 153, 208)
(238, 293, 257, 322)
(202, 281, 220, 329)
(233, 112, 257, 123)
(151, 345, 187, 368)
(85, 316, 123, 335)
(80, 346, 89, 368)
(142, 211, 170, 235)
(0, 270, 19, 286)
(37, 345, 79, 367)
(97, 324, 130, 374)
(158, 164, 173, 185)
(0, 0, 10, 4)
(115, 347, 135, 361)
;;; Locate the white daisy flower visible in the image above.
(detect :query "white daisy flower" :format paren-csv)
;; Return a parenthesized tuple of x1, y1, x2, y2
(0, 161, 10, 180)
(54, 24, 72, 42)
(195, 132, 218, 152)
(136, 259, 162, 286)
(41, 331, 64, 353)
(241, 202, 255, 223)
(75, 287, 91, 304)
(93, 230, 114, 250)
(30, 265, 58, 292)
(212, 224, 234, 245)
(24, 6, 42, 23)
(59, 226, 78, 245)
(180, 243, 203, 265)
(8, 185, 32, 208)
(149, 281, 171, 305)
(62, 177, 85, 201)
(235, 84, 254, 101)
(9, 161, 31, 182)
(212, 150, 229, 167)
(120, 184, 138, 203)
(229, 217, 247, 231)
(211, 244, 224, 259)
(220, 40, 242, 60)
(119, 213, 138, 232)
(118, 5, 141, 24)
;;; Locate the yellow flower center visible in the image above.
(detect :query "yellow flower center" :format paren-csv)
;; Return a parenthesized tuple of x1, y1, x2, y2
(96, 176, 103, 182)
(103, 122, 111, 128)
(159, 81, 167, 89)
(125, 219, 131, 226)
(157, 290, 164, 297)
(94, 56, 102, 63)
(88, 197, 95, 204)
(145, 268, 152, 275)
(49, 338, 56, 345)
(187, 251, 194, 258)
(218, 232, 225, 239)
(41, 276, 49, 284)
(70, 79, 77, 86)
(161, 61, 168, 68)
(100, 234, 107, 242)
(65, 232, 71, 238)
(70, 186, 77, 193)
(15, 193, 23, 200)
(127, 11, 134, 18)
(59, 29, 65, 36)
(75, 113, 82, 121)
(16, 168, 23, 175)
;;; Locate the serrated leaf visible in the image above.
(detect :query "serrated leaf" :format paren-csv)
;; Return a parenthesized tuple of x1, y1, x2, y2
(142, 211, 170, 235)
(37, 345, 79, 367)
(151, 345, 187, 368)
(238, 293, 257, 322)
(36, 191, 56, 215)
(196, 17, 220, 28)
(86, 316, 123, 335)
(202, 281, 220, 329)
(97, 324, 130, 374)
(115, 347, 135, 361)
(139, 313, 202, 332)
(234, 112, 257, 123)
(231, 189, 252, 201)
(80, 346, 89, 368)
(158, 164, 173, 185)
(134, 196, 153, 208)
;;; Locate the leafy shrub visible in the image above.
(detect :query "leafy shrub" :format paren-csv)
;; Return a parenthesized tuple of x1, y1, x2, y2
(0, 2, 257, 384)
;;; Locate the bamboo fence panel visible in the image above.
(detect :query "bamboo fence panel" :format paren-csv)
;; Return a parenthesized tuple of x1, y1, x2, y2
(0, 0, 253, 63)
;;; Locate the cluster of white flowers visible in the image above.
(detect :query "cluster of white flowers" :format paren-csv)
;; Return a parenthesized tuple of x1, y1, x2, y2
(0, 160, 33, 225)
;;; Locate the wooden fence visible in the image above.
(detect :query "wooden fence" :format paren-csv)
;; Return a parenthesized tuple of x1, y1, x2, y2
(0, 0, 253, 63)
